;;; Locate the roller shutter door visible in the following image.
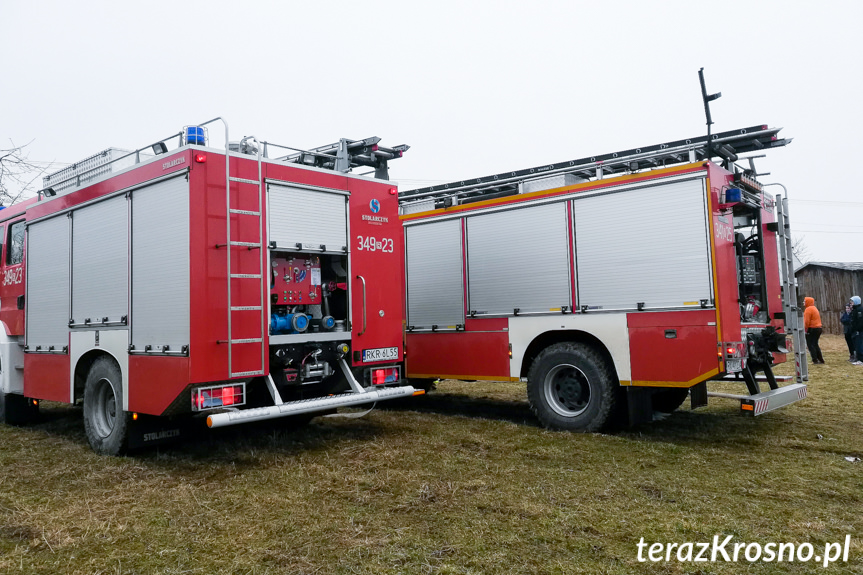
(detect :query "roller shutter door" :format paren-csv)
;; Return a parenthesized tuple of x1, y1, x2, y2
(268, 183, 347, 251)
(26, 216, 70, 350)
(405, 219, 464, 329)
(131, 175, 190, 350)
(71, 196, 128, 325)
(467, 202, 571, 315)
(573, 177, 712, 310)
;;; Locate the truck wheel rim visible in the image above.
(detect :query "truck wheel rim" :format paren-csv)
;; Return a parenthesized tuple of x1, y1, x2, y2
(92, 378, 117, 438)
(544, 363, 590, 417)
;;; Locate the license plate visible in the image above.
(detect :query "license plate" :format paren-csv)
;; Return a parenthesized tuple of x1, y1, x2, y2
(726, 358, 744, 373)
(362, 347, 398, 362)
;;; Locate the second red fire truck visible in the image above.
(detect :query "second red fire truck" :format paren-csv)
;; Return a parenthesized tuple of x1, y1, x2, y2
(0, 119, 419, 454)
(398, 125, 808, 431)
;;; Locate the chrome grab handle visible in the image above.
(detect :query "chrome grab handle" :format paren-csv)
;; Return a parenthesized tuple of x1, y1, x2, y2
(356, 274, 367, 336)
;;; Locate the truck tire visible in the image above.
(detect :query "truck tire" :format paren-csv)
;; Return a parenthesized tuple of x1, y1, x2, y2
(83, 357, 131, 456)
(0, 392, 39, 426)
(527, 342, 618, 432)
(651, 388, 689, 413)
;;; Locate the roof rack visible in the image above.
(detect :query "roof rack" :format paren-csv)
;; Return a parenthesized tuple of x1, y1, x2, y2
(398, 125, 790, 206)
(37, 120, 411, 199)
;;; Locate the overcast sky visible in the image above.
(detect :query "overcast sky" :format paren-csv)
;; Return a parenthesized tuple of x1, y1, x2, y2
(2, 0, 860, 262)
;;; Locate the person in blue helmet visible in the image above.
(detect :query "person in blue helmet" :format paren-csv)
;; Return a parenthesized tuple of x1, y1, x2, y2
(850, 296, 863, 365)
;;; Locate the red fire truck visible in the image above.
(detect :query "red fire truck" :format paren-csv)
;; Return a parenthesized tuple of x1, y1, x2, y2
(0, 118, 420, 454)
(398, 125, 808, 431)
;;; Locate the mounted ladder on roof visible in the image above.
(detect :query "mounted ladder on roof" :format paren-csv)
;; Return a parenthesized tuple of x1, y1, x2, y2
(398, 124, 791, 209)
(264, 137, 409, 181)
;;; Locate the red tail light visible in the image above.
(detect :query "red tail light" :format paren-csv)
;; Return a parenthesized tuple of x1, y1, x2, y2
(722, 342, 747, 359)
(195, 153, 207, 163)
(192, 383, 245, 410)
(367, 366, 401, 385)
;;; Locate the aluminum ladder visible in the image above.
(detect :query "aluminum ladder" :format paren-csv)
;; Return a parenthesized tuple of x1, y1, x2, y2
(224, 136, 267, 378)
(399, 124, 791, 207)
(775, 194, 808, 382)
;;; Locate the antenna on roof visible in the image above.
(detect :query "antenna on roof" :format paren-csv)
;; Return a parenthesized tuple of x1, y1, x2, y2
(698, 67, 723, 162)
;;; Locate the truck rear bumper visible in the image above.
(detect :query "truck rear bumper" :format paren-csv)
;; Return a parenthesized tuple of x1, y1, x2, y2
(206, 384, 419, 428)
(708, 383, 808, 416)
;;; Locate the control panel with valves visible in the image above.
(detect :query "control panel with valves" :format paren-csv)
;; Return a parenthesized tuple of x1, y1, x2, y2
(269, 253, 347, 335)
(270, 255, 322, 306)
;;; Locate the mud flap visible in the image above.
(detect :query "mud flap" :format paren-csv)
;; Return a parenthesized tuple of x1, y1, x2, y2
(626, 387, 653, 426)
(126, 414, 194, 450)
(0, 393, 39, 425)
(690, 381, 708, 409)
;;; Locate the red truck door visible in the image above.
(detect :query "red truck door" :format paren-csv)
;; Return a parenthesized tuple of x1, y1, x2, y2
(348, 180, 404, 366)
(0, 219, 26, 335)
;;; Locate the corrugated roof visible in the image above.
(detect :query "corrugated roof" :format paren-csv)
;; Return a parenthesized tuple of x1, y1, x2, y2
(795, 262, 863, 273)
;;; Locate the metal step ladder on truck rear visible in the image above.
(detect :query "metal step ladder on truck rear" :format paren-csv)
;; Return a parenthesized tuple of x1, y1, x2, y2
(399, 123, 807, 430)
(706, 187, 808, 416)
(3, 118, 418, 454)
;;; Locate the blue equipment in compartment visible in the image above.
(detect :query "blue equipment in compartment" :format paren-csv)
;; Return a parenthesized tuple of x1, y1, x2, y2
(271, 313, 310, 335)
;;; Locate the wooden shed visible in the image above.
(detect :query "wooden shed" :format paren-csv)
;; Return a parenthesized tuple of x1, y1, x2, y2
(795, 262, 863, 335)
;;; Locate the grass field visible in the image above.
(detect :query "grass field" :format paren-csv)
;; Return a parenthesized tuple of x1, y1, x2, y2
(1, 334, 861, 574)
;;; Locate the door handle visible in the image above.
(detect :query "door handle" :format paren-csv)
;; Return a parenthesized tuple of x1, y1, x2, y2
(356, 274, 367, 336)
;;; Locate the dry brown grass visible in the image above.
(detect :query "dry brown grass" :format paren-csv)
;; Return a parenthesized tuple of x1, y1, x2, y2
(1, 334, 861, 574)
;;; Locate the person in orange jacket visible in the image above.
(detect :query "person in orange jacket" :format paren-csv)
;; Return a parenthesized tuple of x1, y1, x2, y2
(804, 296, 825, 364)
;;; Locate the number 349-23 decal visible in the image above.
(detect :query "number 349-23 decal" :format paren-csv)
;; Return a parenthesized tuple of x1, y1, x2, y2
(2, 267, 22, 286)
(356, 236, 394, 253)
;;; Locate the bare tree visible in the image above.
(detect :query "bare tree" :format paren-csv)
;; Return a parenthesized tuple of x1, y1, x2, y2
(791, 234, 811, 265)
(0, 140, 48, 205)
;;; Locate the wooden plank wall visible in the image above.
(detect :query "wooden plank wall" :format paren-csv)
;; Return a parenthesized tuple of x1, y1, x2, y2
(796, 267, 863, 335)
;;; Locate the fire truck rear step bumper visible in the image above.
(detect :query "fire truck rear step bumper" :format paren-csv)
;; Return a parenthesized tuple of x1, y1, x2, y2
(205, 385, 419, 428)
(707, 383, 808, 416)
(718, 374, 794, 382)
